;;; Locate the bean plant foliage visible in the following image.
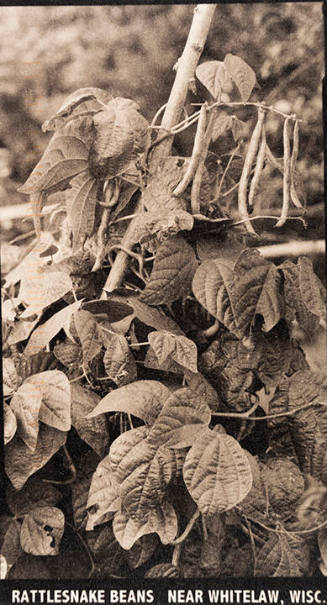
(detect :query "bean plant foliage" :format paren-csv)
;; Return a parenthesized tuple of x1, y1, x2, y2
(2, 15, 327, 580)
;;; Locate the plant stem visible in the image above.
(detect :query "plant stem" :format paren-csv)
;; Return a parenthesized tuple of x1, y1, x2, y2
(101, 4, 216, 295)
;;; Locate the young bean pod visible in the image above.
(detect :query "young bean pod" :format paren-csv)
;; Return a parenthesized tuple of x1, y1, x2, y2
(238, 106, 265, 234)
(275, 116, 292, 227)
(248, 124, 266, 210)
(173, 102, 207, 198)
(290, 120, 303, 209)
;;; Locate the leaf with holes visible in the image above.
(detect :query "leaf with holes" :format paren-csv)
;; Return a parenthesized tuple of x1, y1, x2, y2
(231, 248, 282, 336)
(87, 380, 170, 425)
(113, 500, 177, 549)
(147, 388, 211, 449)
(20, 506, 65, 556)
(148, 331, 198, 373)
(73, 310, 103, 366)
(89, 97, 148, 179)
(4, 404, 17, 446)
(183, 427, 253, 514)
(196, 61, 232, 100)
(86, 456, 121, 531)
(70, 383, 109, 458)
(103, 331, 137, 386)
(66, 171, 98, 251)
(24, 300, 81, 356)
(5, 424, 67, 490)
(192, 257, 240, 336)
(255, 533, 310, 577)
(280, 260, 321, 336)
(140, 236, 198, 306)
(224, 54, 256, 102)
(42, 87, 113, 132)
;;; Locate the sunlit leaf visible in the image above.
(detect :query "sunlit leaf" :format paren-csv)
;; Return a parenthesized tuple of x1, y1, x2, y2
(86, 456, 121, 531)
(224, 53, 256, 102)
(196, 61, 232, 100)
(24, 300, 81, 356)
(148, 331, 198, 373)
(113, 500, 177, 549)
(66, 171, 98, 251)
(4, 403, 17, 446)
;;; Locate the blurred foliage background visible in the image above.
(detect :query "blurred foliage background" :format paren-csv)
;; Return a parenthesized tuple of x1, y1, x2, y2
(0, 3, 324, 243)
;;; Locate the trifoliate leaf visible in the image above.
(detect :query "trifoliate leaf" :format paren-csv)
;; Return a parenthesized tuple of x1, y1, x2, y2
(20, 506, 64, 556)
(147, 387, 211, 449)
(86, 456, 121, 531)
(70, 383, 109, 458)
(66, 171, 98, 251)
(42, 87, 113, 132)
(5, 424, 67, 490)
(183, 427, 253, 514)
(224, 54, 256, 102)
(73, 310, 103, 366)
(103, 331, 137, 386)
(148, 331, 198, 374)
(24, 300, 81, 356)
(196, 61, 232, 100)
(140, 236, 198, 306)
(4, 403, 17, 446)
(87, 380, 170, 425)
(192, 257, 239, 336)
(231, 248, 282, 336)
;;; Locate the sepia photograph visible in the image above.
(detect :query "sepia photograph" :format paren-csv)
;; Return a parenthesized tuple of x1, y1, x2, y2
(0, 1, 326, 592)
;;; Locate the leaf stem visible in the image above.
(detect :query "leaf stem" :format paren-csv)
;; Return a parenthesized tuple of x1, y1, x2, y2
(65, 520, 95, 578)
(171, 509, 200, 545)
(211, 399, 327, 421)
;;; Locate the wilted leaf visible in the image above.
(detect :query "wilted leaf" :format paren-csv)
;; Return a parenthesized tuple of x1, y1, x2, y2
(145, 563, 179, 578)
(140, 236, 198, 305)
(20, 506, 65, 556)
(192, 257, 239, 336)
(66, 171, 98, 251)
(24, 300, 81, 356)
(73, 310, 103, 365)
(42, 87, 113, 132)
(89, 97, 148, 179)
(255, 532, 310, 576)
(131, 299, 183, 335)
(127, 534, 159, 569)
(196, 61, 232, 100)
(87, 380, 170, 425)
(5, 424, 67, 490)
(148, 331, 198, 373)
(103, 331, 137, 386)
(224, 54, 256, 102)
(183, 427, 253, 514)
(147, 387, 210, 449)
(70, 383, 109, 458)
(3, 358, 19, 395)
(4, 403, 17, 445)
(86, 456, 121, 531)
(6, 479, 61, 517)
(113, 500, 177, 549)
(231, 248, 282, 336)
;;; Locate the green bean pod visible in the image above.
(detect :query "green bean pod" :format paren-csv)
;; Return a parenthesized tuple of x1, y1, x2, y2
(275, 116, 292, 228)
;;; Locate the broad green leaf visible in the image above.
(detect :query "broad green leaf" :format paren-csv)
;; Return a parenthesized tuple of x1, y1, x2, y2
(196, 61, 232, 100)
(86, 456, 121, 531)
(42, 87, 113, 132)
(127, 534, 159, 569)
(144, 348, 184, 375)
(140, 236, 198, 306)
(255, 533, 309, 577)
(148, 331, 198, 373)
(4, 403, 17, 446)
(87, 380, 170, 425)
(224, 54, 256, 102)
(147, 387, 211, 449)
(192, 257, 239, 336)
(66, 171, 98, 251)
(70, 383, 109, 458)
(6, 478, 61, 517)
(18, 124, 90, 195)
(231, 248, 282, 336)
(212, 111, 233, 141)
(183, 427, 253, 514)
(103, 331, 137, 386)
(281, 260, 321, 336)
(110, 433, 175, 520)
(5, 424, 66, 490)
(20, 506, 64, 556)
(73, 309, 103, 365)
(298, 256, 326, 320)
(3, 358, 18, 395)
(19, 266, 73, 314)
(26, 370, 71, 432)
(113, 500, 177, 549)
(131, 299, 183, 335)
(24, 300, 81, 356)
(10, 381, 43, 450)
(89, 97, 148, 179)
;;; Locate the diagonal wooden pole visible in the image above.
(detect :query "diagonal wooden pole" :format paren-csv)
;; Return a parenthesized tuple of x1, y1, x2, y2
(101, 4, 216, 295)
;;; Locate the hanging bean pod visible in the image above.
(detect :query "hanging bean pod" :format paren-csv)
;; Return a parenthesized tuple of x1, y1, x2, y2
(173, 102, 207, 198)
(248, 124, 266, 211)
(290, 120, 303, 209)
(275, 116, 292, 228)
